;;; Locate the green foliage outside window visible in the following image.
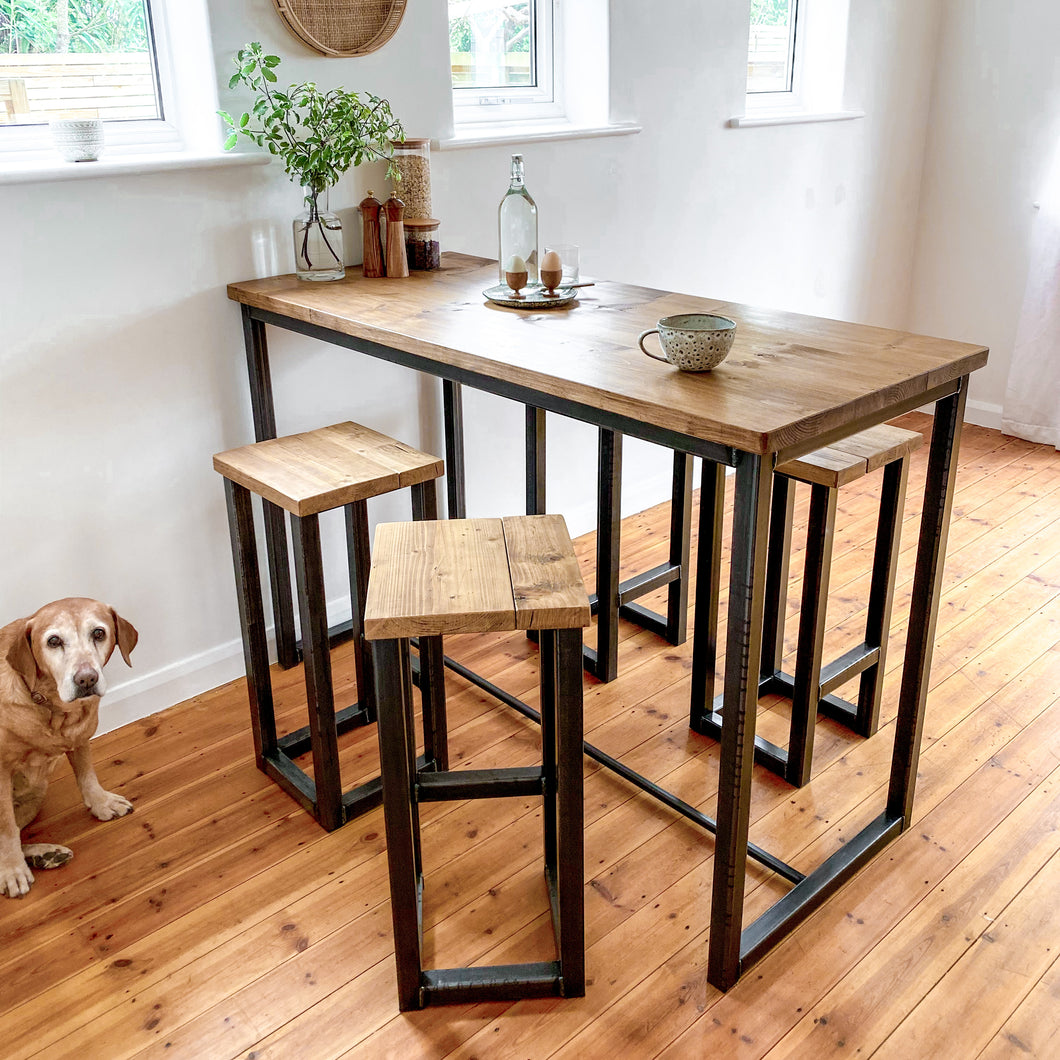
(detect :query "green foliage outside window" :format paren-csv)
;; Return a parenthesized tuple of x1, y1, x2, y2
(0, 0, 149, 54)
(750, 0, 792, 28)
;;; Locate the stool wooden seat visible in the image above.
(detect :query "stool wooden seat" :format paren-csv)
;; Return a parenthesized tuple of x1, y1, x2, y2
(691, 423, 923, 786)
(365, 514, 590, 1010)
(214, 421, 444, 831)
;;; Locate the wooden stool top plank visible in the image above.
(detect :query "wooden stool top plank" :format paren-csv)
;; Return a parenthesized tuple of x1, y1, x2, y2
(775, 423, 923, 488)
(364, 515, 591, 640)
(213, 421, 444, 516)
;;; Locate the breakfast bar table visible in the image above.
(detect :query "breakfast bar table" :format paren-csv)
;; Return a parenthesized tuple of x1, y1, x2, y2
(227, 252, 988, 990)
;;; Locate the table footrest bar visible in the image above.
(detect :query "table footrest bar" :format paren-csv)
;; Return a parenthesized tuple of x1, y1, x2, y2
(819, 644, 879, 698)
(740, 811, 903, 972)
(277, 701, 374, 758)
(436, 651, 804, 885)
(417, 767, 544, 801)
(420, 962, 563, 1005)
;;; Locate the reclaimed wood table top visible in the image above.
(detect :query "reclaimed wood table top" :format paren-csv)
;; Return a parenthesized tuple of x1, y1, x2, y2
(228, 253, 988, 457)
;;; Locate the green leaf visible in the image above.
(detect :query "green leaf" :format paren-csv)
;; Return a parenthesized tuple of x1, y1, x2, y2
(239, 112, 250, 128)
(223, 132, 238, 150)
(228, 73, 240, 90)
(262, 68, 277, 83)
(264, 55, 281, 66)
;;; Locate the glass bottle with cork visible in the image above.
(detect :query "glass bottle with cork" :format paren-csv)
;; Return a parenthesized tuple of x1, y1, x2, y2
(498, 153, 538, 287)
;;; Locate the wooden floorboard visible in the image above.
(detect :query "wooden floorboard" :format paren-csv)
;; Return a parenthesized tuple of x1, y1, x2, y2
(3, 413, 1059, 1059)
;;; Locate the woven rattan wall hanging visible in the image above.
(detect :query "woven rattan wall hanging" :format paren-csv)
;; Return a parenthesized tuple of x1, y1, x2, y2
(272, 0, 408, 57)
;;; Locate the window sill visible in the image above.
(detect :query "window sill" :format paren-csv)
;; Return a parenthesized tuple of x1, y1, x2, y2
(0, 149, 268, 186)
(728, 108, 864, 129)
(436, 120, 641, 150)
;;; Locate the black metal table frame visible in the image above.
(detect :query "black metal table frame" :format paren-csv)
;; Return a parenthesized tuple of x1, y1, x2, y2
(236, 301, 968, 991)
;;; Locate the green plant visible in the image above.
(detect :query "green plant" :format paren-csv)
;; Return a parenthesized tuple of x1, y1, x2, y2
(219, 42, 405, 197)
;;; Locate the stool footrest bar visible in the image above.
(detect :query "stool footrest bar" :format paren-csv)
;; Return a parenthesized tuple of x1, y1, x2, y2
(277, 700, 374, 758)
(819, 643, 879, 697)
(417, 767, 544, 801)
(421, 962, 564, 1005)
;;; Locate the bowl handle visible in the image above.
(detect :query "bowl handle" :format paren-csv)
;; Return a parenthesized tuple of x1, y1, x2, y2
(638, 328, 668, 362)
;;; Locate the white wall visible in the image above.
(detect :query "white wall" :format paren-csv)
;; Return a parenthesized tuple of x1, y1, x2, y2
(908, 0, 1060, 428)
(2, 0, 1007, 731)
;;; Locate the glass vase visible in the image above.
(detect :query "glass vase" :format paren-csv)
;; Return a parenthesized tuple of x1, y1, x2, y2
(293, 186, 345, 281)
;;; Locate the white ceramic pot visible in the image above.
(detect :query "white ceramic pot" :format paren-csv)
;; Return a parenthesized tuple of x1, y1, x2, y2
(50, 118, 105, 162)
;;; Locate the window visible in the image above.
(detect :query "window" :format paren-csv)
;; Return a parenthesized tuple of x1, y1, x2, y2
(1, 0, 222, 162)
(736, 0, 857, 126)
(448, 0, 561, 123)
(747, 0, 798, 96)
(0, 1, 163, 127)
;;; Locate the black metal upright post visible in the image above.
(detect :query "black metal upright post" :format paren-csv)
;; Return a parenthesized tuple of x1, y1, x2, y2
(707, 453, 773, 991)
(593, 428, 622, 682)
(241, 305, 298, 669)
(344, 499, 375, 722)
(856, 455, 910, 736)
(442, 379, 467, 519)
(665, 452, 694, 644)
(223, 479, 276, 767)
(690, 462, 726, 720)
(526, 405, 547, 515)
(888, 382, 968, 824)
(291, 513, 344, 832)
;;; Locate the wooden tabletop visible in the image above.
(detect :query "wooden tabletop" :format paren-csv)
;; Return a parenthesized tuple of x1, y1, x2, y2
(228, 253, 988, 457)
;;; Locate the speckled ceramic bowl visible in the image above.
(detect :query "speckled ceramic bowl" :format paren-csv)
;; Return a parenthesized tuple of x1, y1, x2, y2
(638, 313, 736, 372)
(50, 118, 104, 162)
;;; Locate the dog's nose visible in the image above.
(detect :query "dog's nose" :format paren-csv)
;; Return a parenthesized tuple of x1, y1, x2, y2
(74, 665, 99, 693)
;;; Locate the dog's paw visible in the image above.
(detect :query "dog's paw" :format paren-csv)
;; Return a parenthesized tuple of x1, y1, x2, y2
(22, 844, 74, 871)
(0, 859, 34, 898)
(87, 790, 134, 821)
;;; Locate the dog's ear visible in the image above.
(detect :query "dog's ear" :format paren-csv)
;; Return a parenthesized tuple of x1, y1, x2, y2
(110, 609, 138, 667)
(6, 622, 39, 687)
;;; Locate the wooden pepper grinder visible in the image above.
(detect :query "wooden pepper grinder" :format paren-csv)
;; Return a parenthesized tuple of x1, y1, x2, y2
(359, 191, 384, 278)
(384, 191, 409, 278)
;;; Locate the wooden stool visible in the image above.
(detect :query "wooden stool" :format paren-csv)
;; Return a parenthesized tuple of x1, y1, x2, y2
(214, 421, 445, 831)
(525, 407, 693, 682)
(589, 431, 693, 681)
(364, 515, 591, 1010)
(691, 424, 923, 786)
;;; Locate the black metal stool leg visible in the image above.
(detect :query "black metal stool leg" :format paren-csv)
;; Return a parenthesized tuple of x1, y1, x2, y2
(291, 512, 344, 831)
(665, 452, 694, 645)
(786, 483, 837, 787)
(856, 455, 910, 736)
(760, 476, 795, 684)
(540, 629, 558, 877)
(374, 636, 424, 1011)
(345, 499, 375, 723)
(224, 479, 277, 767)
(554, 626, 585, 995)
(690, 462, 726, 728)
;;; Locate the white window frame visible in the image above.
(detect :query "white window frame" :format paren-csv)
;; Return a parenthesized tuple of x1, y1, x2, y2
(736, 0, 860, 127)
(1, 0, 219, 161)
(451, 0, 565, 126)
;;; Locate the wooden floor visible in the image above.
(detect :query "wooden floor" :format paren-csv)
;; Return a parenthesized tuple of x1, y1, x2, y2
(5, 413, 1060, 1059)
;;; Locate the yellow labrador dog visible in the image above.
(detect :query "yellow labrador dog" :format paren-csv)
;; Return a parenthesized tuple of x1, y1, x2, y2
(0, 598, 137, 898)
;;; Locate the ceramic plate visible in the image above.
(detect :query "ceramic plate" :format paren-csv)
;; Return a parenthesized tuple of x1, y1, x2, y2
(483, 283, 579, 309)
